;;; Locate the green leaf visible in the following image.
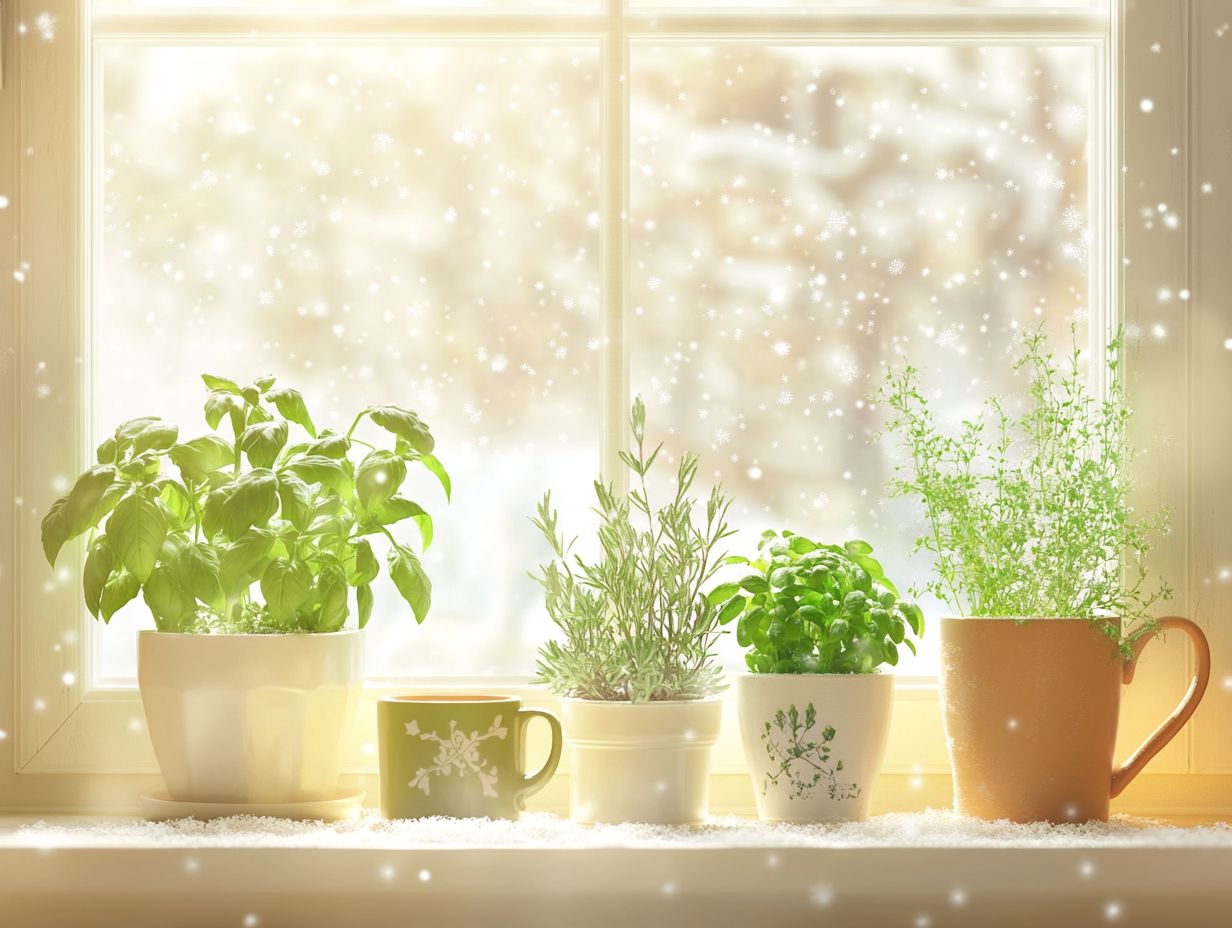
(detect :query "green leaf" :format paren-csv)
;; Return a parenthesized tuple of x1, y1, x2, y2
(363, 497, 432, 549)
(314, 563, 349, 632)
(40, 498, 69, 567)
(267, 388, 317, 438)
(356, 583, 374, 629)
(108, 491, 168, 582)
(706, 581, 741, 606)
(253, 375, 277, 392)
(347, 538, 379, 586)
(219, 469, 279, 540)
(288, 456, 354, 499)
(142, 563, 194, 632)
(356, 450, 406, 508)
(240, 420, 289, 470)
(204, 390, 246, 432)
(201, 374, 242, 395)
(114, 416, 162, 454)
(83, 535, 114, 619)
(367, 405, 435, 454)
(169, 435, 235, 483)
(63, 465, 118, 540)
(154, 480, 192, 527)
(276, 472, 314, 530)
(96, 436, 118, 465)
(740, 574, 769, 595)
(388, 544, 432, 623)
(417, 452, 452, 502)
(305, 433, 350, 459)
(176, 542, 223, 612)
(716, 594, 746, 625)
(133, 421, 179, 455)
(220, 528, 277, 596)
(99, 567, 141, 623)
(201, 483, 235, 540)
(260, 558, 313, 624)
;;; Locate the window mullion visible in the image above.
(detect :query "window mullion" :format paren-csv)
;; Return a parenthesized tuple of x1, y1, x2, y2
(600, 2, 630, 491)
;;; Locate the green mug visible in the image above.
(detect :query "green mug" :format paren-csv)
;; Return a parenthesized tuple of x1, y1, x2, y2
(377, 695, 563, 819)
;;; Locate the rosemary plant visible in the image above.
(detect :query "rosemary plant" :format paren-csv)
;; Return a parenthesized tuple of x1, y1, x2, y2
(531, 398, 736, 702)
(879, 327, 1169, 656)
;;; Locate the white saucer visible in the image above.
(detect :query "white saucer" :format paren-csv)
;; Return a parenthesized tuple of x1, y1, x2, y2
(140, 789, 365, 822)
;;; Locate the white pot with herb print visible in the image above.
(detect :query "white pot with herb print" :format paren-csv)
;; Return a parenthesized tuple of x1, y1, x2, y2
(719, 532, 924, 823)
(737, 672, 892, 822)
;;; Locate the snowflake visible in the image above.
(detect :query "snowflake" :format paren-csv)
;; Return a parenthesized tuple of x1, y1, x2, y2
(825, 211, 849, 234)
(36, 12, 56, 41)
(443, 208, 457, 224)
(888, 258, 905, 276)
(837, 360, 858, 385)
(372, 133, 394, 152)
(1061, 206, 1084, 232)
(714, 428, 731, 446)
(310, 160, 331, 177)
(490, 355, 508, 373)
(772, 341, 791, 357)
(776, 390, 793, 406)
(585, 211, 601, 230)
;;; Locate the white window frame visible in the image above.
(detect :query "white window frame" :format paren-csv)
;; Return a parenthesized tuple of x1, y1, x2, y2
(2, 0, 1229, 814)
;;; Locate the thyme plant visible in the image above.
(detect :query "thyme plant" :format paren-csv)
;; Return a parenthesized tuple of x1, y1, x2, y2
(42, 373, 449, 634)
(531, 398, 736, 702)
(879, 327, 1169, 655)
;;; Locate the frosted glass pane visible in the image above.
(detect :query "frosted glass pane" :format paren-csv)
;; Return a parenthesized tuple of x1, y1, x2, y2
(94, 45, 600, 683)
(632, 1, 1101, 8)
(630, 45, 1096, 674)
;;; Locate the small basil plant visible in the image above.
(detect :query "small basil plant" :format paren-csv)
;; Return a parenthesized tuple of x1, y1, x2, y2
(41, 373, 450, 634)
(713, 531, 923, 674)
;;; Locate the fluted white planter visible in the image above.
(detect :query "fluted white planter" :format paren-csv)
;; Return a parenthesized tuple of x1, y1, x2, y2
(737, 672, 892, 823)
(560, 698, 722, 825)
(137, 630, 363, 804)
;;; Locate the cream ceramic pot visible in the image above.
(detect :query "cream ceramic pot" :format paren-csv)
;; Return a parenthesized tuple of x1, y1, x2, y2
(138, 629, 364, 804)
(560, 698, 722, 825)
(737, 672, 892, 823)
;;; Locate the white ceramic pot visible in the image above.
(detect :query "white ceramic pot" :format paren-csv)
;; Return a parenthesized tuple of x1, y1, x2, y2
(560, 698, 722, 825)
(138, 629, 363, 804)
(737, 672, 893, 823)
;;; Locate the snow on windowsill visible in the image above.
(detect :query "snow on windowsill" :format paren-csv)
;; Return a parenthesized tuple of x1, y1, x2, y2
(4, 809, 1231, 851)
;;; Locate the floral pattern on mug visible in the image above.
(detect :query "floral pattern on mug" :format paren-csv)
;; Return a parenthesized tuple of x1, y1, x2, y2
(406, 715, 509, 797)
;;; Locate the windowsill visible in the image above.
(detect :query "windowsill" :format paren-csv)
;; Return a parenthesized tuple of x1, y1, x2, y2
(2, 811, 1230, 927)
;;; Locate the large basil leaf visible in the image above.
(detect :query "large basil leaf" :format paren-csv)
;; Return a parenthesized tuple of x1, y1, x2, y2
(108, 491, 167, 582)
(388, 544, 431, 624)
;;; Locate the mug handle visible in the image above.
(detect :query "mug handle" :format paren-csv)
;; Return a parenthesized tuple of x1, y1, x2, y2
(515, 708, 563, 809)
(1111, 616, 1211, 798)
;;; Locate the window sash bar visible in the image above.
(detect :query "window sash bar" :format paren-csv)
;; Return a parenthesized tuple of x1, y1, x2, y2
(90, 8, 1109, 41)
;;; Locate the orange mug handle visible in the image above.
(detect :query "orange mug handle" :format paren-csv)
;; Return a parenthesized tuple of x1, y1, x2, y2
(1111, 616, 1211, 798)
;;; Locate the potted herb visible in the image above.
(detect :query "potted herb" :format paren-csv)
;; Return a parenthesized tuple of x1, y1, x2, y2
(42, 374, 449, 810)
(880, 329, 1210, 822)
(717, 532, 922, 822)
(531, 397, 735, 824)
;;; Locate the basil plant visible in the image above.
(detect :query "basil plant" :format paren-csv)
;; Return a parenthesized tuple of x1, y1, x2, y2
(41, 374, 450, 634)
(716, 532, 923, 674)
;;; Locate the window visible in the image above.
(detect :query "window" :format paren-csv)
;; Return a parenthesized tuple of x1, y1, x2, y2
(87, 2, 1103, 688)
(7, 0, 1228, 792)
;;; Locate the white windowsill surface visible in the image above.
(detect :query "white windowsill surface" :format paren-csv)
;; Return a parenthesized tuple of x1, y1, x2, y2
(1, 811, 1230, 928)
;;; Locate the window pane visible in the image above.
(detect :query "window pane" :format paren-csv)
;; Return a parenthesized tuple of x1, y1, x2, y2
(630, 45, 1096, 673)
(95, 45, 600, 683)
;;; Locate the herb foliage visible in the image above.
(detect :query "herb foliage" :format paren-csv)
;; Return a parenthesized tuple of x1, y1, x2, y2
(42, 374, 450, 633)
(879, 327, 1169, 654)
(719, 532, 922, 674)
(531, 398, 735, 702)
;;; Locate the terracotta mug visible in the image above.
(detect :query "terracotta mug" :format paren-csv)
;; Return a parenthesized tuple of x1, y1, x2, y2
(940, 616, 1210, 823)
